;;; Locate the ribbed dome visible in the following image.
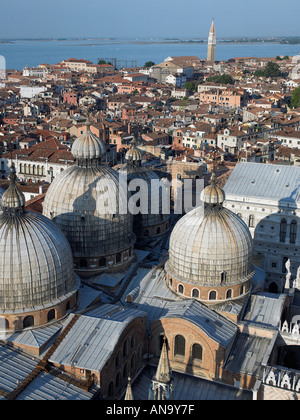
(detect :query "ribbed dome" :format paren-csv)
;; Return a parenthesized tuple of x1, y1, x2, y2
(71, 123, 106, 161)
(125, 137, 143, 163)
(0, 170, 78, 313)
(166, 194, 253, 287)
(43, 164, 134, 259)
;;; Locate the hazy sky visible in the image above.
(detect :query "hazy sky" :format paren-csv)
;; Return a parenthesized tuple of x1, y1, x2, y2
(1, 0, 299, 39)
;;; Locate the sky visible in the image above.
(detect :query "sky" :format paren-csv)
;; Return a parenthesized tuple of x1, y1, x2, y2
(1, 0, 299, 39)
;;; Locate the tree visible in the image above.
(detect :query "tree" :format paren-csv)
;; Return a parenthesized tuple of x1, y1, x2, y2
(206, 74, 234, 85)
(254, 62, 281, 78)
(144, 61, 155, 68)
(290, 86, 300, 109)
(184, 81, 199, 91)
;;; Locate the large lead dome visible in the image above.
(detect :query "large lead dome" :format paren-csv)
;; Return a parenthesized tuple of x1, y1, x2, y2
(165, 173, 254, 303)
(43, 122, 135, 277)
(0, 166, 79, 331)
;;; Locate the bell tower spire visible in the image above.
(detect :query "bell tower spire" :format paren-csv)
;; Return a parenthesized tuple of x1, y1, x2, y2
(207, 19, 216, 64)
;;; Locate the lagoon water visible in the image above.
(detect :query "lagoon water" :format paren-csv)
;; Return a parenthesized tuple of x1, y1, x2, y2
(1, 38, 300, 70)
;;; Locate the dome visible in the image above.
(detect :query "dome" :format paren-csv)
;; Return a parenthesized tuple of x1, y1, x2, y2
(0, 166, 79, 317)
(166, 206, 253, 287)
(43, 122, 135, 276)
(43, 165, 134, 258)
(71, 122, 106, 161)
(165, 178, 253, 301)
(125, 137, 143, 163)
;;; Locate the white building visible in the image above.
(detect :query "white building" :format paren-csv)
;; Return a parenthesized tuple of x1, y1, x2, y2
(223, 162, 300, 293)
(273, 130, 300, 149)
(20, 86, 47, 99)
(22, 66, 49, 78)
(166, 73, 187, 88)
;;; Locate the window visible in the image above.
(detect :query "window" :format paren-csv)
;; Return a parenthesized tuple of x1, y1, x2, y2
(192, 344, 203, 362)
(47, 309, 55, 322)
(209, 290, 217, 300)
(280, 219, 287, 243)
(226, 289, 232, 299)
(221, 272, 227, 283)
(248, 215, 255, 228)
(116, 253, 121, 263)
(23, 316, 34, 329)
(192, 289, 199, 298)
(108, 381, 114, 398)
(99, 257, 106, 267)
(123, 340, 129, 358)
(174, 335, 185, 357)
(290, 220, 297, 244)
(178, 284, 184, 294)
(79, 259, 88, 268)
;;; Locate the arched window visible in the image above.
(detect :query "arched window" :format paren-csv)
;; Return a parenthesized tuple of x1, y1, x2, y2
(99, 257, 106, 267)
(79, 259, 88, 268)
(221, 271, 227, 283)
(130, 353, 136, 371)
(290, 220, 297, 244)
(248, 215, 255, 228)
(123, 339, 129, 358)
(209, 290, 217, 301)
(123, 362, 128, 380)
(47, 309, 55, 322)
(0, 318, 9, 330)
(116, 351, 121, 368)
(192, 288, 199, 298)
(108, 381, 114, 398)
(280, 219, 287, 243)
(269, 282, 279, 294)
(178, 284, 184, 294)
(131, 334, 136, 349)
(226, 289, 232, 299)
(116, 372, 121, 389)
(23, 316, 34, 329)
(192, 344, 203, 362)
(174, 335, 185, 357)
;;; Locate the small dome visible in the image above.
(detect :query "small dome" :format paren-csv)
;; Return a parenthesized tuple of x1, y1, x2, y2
(71, 123, 106, 160)
(125, 138, 143, 163)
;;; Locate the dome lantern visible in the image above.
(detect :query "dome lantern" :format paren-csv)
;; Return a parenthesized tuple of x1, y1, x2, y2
(1, 163, 25, 215)
(71, 119, 107, 167)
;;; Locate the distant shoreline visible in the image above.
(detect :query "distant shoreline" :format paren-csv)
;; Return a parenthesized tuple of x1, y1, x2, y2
(0, 37, 300, 45)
